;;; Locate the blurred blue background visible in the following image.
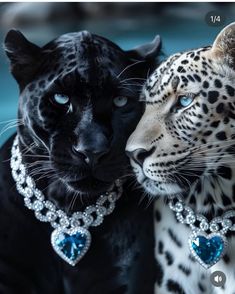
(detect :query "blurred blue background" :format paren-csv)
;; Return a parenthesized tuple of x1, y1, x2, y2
(0, 2, 234, 146)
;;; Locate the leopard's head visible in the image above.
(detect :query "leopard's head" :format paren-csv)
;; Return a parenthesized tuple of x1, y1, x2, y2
(126, 23, 235, 198)
(5, 29, 161, 196)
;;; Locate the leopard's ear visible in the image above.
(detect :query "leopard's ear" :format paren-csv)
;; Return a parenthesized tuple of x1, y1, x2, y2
(4, 29, 41, 88)
(126, 35, 161, 61)
(211, 22, 235, 69)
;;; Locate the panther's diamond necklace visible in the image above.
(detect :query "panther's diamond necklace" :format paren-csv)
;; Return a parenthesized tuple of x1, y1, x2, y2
(11, 135, 123, 266)
(168, 195, 235, 269)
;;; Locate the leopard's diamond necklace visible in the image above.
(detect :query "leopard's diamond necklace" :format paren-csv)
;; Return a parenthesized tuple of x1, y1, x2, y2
(168, 195, 235, 269)
(11, 135, 123, 266)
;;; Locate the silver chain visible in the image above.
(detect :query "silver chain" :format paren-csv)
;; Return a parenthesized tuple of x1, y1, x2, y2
(168, 196, 235, 235)
(11, 136, 123, 231)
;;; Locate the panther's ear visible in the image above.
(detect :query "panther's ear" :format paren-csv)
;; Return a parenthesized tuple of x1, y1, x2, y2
(4, 29, 41, 87)
(211, 22, 235, 69)
(126, 35, 161, 61)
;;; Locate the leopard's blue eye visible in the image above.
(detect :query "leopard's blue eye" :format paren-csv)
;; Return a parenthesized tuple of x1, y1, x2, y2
(178, 95, 194, 108)
(53, 94, 70, 105)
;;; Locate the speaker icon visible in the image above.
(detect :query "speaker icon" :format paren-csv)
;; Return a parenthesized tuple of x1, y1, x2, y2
(210, 271, 226, 287)
(214, 275, 222, 283)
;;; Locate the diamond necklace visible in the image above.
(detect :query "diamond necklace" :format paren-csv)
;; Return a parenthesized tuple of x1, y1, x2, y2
(168, 195, 235, 269)
(11, 135, 123, 266)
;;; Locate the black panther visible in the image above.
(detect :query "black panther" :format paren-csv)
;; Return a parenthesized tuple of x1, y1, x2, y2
(0, 30, 161, 293)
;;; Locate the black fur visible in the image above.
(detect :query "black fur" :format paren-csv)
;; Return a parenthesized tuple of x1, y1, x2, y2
(0, 30, 161, 293)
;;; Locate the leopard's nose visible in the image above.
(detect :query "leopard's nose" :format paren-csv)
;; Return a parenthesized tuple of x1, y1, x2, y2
(126, 147, 155, 166)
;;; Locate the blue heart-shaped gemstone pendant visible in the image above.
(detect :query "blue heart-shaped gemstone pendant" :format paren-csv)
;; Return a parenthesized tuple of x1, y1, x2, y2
(51, 227, 91, 266)
(189, 233, 227, 269)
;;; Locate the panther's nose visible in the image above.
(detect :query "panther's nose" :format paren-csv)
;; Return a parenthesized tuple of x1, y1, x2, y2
(126, 147, 155, 166)
(72, 145, 108, 166)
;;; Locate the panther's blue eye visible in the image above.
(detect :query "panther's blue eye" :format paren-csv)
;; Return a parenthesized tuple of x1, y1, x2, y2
(53, 94, 70, 105)
(178, 95, 194, 108)
(113, 96, 128, 107)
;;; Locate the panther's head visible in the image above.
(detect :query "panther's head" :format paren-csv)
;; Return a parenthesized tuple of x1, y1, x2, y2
(5, 29, 161, 196)
(126, 23, 235, 197)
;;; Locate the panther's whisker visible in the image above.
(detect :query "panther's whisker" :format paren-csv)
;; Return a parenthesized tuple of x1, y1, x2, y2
(41, 177, 62, 192)
(117, 60, 145, 79)
(0, 118, 23, 125)
(119, 77, 146, 83)
(120, 82, 144, 87)
(117, 86, 136, 94)
(23, 154, 50, 158)
(0, 121, 24, 137)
